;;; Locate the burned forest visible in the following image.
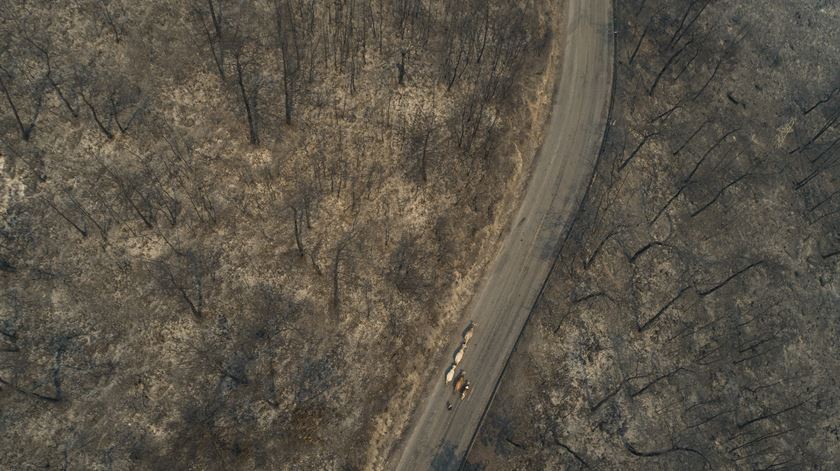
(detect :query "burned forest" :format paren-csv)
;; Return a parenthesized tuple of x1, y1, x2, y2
(3, 0, 839, 469)
(0, 0, 561, 468)
(470, 0, 840, 470)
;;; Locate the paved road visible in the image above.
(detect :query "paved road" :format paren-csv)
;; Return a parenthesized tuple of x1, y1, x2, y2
(392, 1, 614, 469)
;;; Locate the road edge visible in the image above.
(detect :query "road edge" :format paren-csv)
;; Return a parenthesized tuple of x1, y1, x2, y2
(379, 5, 571, 469)
(457, 2, 617, 468)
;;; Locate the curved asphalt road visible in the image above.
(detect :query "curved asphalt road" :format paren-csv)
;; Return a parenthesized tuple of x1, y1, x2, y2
(392, 1, 614, 469)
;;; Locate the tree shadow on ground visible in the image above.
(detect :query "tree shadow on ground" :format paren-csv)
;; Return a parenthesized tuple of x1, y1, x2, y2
(430, 442, 458, 471)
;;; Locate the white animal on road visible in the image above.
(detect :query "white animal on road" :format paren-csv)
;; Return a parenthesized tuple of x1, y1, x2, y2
(454, 342, 465, 365)
(445, 364, 456, 383)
